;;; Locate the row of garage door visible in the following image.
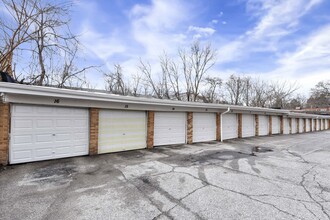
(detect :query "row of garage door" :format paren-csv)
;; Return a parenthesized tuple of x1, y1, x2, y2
(9, 104, 328, 164)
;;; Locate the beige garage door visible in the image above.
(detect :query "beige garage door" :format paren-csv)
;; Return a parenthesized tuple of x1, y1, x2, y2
(98, 110, 147, 154)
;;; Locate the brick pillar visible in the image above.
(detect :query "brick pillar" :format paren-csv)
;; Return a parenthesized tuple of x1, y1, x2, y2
(216, 113, 221, 141)
(310, 119, 313, 132)
(296, 119, 300, 134)
(147, 111, 155, 149)
(280, 116, 284, 134)
(255, 115, 259, 136)
(187, 112, 193, 144)
(238, 113, 242, 138)
(0, 103, 10, 165)
(289, 118, 292, 134)
(319, 119, 321, 130)
(89, 108, 99, 155)
(328, 119, 330, 130)
(268, 115, 272, 135)
(303, 119, 306, 133)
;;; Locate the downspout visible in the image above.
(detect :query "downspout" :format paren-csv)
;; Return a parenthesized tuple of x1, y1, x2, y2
(220, 107, 231, 142)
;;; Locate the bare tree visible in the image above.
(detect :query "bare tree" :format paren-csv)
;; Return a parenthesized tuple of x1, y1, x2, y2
(49, 45, 97, 88)
(307, 80, 330, 108)
(225, 74, 246, 105)
(268, 80, 299, 108)
(1, 0, 93, 87)
(180, 41, 216, 101)
(160, 53, 181, 100)
(104, 64, 130, 95)
(138, 59, 163, 98)
(201, 76, 222, 103)
(250, 78, 271, 107)
(0, 0, 41, 75)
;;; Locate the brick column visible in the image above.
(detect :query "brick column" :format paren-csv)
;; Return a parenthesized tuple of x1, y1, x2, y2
(310, 119, 313, 132)
(328, 119, 330, 130)
(296, 119, 300, 133)
(303, 119, 306, 133)
(89, 108, 99, 155)
(319, 119, 321, 130)
(0, 103, 10, 165)
(289, 118, 292, 134)
(268, 115, 272, 135)
(280, 116, 284, 134)
(147, 111, 155, 149)
(216, 113, 221, 141)
(255, 115, 259, 136)
(238, 113, 243, 138)
(187, 112, 193, 144)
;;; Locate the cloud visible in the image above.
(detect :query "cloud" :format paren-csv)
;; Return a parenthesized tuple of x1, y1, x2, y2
(216, 0, 323, 63)
(271, 25, 330, 78)
(129, 0, 193, 59)
(188, 26, 216, 38)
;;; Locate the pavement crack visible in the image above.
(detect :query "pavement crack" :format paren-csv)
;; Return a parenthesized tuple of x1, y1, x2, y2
(299, 165, 330, 219)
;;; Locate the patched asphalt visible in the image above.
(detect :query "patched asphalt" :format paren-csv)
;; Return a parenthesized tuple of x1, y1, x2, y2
(1, 131, 330, 220)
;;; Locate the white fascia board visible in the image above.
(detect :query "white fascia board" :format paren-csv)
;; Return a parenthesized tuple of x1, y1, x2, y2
(0, 82, 298, 115)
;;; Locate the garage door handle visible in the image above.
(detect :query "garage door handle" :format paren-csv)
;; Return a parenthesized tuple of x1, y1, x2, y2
(52, 134, 55, 136)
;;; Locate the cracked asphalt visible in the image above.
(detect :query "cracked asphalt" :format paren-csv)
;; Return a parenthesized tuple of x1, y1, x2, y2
(1, 131, 330, 220)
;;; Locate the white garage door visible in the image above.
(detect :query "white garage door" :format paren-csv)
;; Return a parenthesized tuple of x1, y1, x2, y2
(291, 119, 297, 134)
(299, 119, 304, 133)
(283, 118, 290, 134)
(306, 119, 310, 132)
(316, 120, 320, 131)
(272, 116, 280, 134)
(312, 119, 315, 131)
(259, 115, 269, 136)
(154, 112, 186, 146)
(10, 104, 89, 164)
(222, 113, 238, 140)
(242, 114, 255, 138)
(193, 113, 216, 143)
(98, 110, 146, 154)
(326, 119, 329, 130)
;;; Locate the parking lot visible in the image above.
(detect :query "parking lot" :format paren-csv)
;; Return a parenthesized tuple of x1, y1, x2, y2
(1, 131, 330, 220)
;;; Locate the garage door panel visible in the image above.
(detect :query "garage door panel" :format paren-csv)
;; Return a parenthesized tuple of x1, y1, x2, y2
(222, 114, 238, 140)
(283, 118, 290, 134)
(291, 119, 297, 133)
(259, 115, 269, 136)
(10, 104, 89, 164)
(154, 112, 186, 146)
(272, 116, 280, 134)
(98, 110, 146, 154)
(242, 114, 255, 138)
(193, 113, 216, 142)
